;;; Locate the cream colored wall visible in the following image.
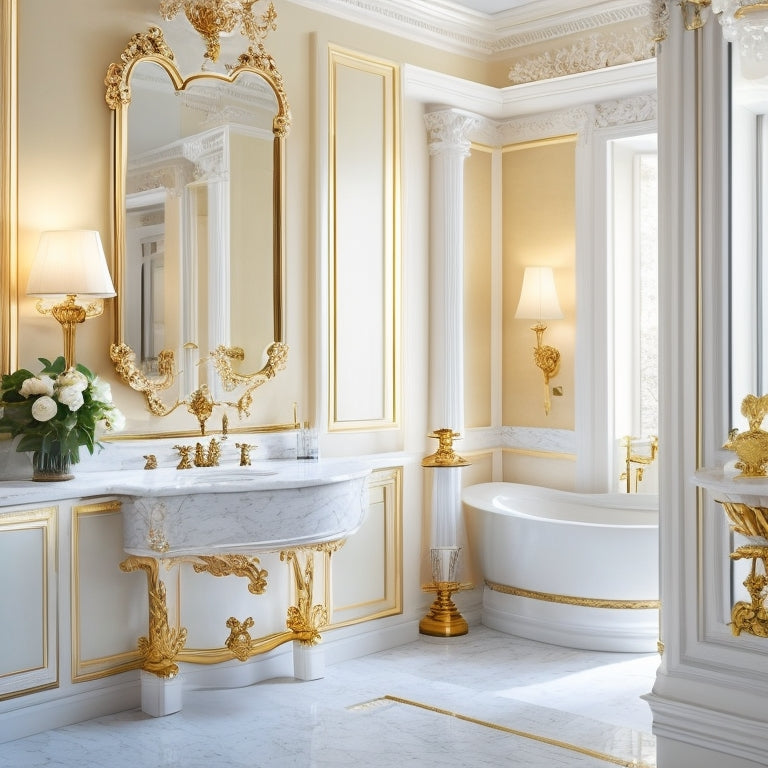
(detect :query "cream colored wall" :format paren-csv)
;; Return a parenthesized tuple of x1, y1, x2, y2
(463, 146, 493, 429)
(501, 136, 576, 432)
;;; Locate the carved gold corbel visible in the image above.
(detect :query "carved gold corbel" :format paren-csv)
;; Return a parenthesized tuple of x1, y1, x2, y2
(120, 555, 187, 678)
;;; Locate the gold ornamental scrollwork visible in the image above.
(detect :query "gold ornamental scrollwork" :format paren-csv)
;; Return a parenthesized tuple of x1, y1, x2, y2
(110, 343, 180, 417)
(104, 26, 176, 109)
(206, 342, 289, 418)
(119, 555, 188, 678)
(186, 554, 269, 595)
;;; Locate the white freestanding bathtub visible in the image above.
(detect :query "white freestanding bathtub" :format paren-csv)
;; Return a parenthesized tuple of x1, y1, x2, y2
(462, 482, 659, 653)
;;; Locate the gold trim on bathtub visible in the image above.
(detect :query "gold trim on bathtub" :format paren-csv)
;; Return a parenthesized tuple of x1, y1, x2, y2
(485, 580, 660, 610)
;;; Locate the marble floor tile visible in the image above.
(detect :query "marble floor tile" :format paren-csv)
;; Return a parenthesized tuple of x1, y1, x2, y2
(0, 625, 657, 767)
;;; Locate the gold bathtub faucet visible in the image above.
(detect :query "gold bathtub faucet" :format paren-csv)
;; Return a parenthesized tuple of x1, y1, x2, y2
(620, 435, 659, 493)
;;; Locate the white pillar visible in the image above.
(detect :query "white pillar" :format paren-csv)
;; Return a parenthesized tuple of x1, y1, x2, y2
(424, 109, 478, 551)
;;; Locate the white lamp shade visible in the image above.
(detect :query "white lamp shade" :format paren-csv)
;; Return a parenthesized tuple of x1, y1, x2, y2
(27, 229, 116, 298)
(514, 266, 563, 321)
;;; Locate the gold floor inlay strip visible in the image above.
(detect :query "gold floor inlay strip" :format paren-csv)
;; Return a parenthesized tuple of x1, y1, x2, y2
(367, 695, 654, 768)
(486, 579, 660, 610)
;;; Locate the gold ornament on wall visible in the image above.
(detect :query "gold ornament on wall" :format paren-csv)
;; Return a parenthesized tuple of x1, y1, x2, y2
(159, 0, 278, 64)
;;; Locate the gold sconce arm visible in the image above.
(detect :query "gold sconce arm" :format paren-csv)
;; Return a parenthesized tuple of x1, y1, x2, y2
(530, 322, 561, 416)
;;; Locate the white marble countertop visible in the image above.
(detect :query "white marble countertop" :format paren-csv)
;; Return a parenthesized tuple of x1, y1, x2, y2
(0, 458, 371, 509)
(693, 466, 768, 506)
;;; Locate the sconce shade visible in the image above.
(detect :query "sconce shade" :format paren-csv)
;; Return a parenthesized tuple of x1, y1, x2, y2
(27, 230, 115, 298)
(514, 266, 563, 322)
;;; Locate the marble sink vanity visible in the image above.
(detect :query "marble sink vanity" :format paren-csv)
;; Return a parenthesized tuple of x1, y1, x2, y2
(113, 457, 372, 717)
(0, 453, 372, 718)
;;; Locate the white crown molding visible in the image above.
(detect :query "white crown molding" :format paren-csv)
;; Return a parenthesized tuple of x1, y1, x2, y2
(285, 0, 653, 57)
(403, 58, 656, 119)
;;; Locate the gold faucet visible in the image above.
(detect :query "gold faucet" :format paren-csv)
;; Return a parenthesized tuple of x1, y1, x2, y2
(193, 438, 221, 467)
(620, 435, 659, 493)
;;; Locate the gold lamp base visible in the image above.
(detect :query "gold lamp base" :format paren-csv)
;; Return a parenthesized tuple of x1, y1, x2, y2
(419, 581, 470, 638)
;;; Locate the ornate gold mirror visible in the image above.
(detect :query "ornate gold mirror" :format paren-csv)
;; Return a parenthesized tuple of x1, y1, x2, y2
(105, 14, 289, 430)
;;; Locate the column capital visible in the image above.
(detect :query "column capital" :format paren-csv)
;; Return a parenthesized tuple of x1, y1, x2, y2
(424, 109, 480, 157)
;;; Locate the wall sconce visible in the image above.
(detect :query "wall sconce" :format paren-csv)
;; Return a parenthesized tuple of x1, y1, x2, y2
(681, 0, 768, 78)
(26, 230, 115, 370)
(515, 266, 563, 416)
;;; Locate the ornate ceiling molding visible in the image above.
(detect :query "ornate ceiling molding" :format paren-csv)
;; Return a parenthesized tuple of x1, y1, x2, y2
(287, 0, 654, 57)
(507, 23, 656, 85)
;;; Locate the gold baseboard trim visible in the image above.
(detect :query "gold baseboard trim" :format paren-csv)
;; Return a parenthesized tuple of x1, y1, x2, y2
(486, 580, 660, 610)
(378, 695, 654, 768)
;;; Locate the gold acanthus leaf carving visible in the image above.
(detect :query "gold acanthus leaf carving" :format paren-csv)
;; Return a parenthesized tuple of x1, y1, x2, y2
(190, 554, 269, 595)
(105, 26, 175, 109)
(120, 556, 188, 678)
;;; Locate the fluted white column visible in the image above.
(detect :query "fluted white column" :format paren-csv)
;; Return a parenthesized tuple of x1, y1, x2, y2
(424, 109, 478, 549)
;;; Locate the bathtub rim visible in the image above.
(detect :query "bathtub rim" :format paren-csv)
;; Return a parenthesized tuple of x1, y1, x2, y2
(462, 481, 658, 528)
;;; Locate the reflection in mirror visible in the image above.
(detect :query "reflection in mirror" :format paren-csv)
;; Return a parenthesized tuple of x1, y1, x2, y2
(730, 47, 768, 426)
(106, 27, 290, 429)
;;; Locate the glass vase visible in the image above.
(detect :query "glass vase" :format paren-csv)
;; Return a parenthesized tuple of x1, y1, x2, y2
(32, 447, 74, 482)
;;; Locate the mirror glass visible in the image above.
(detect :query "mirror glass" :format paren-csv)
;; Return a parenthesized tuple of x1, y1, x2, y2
(125, 63, 277, 393)
(108, 27, 288, 426)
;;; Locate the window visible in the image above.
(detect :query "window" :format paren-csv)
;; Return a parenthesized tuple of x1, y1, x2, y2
(609, 134, 659, 491)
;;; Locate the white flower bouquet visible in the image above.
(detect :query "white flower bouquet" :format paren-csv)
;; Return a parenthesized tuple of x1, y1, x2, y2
(0, 356, 124, 469)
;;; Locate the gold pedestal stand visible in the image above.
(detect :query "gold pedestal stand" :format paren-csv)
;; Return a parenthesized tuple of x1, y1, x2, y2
(419, 580, 472, 637)
(420, 429, 472, 638)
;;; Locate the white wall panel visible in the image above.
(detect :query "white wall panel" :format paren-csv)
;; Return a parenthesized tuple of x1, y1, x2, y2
(0, 506, 57, 698)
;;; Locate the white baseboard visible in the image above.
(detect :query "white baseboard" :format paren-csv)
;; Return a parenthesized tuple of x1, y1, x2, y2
(0, 678, 141, 744)
(647, 692, 768, 767)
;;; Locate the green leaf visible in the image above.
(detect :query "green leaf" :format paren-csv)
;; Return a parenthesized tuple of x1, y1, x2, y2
(38, 356, 67, 376)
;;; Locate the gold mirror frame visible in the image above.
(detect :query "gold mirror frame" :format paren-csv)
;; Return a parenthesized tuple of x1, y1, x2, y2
(1, 0, 17, 376)
(105, 25, 289, 423)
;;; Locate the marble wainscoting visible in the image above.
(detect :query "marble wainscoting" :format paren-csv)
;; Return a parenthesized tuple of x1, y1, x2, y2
(0, 625, 657, 767)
